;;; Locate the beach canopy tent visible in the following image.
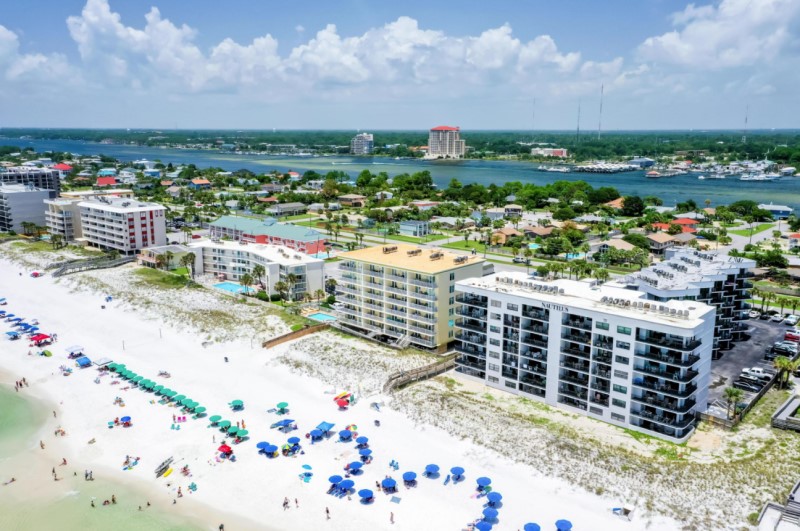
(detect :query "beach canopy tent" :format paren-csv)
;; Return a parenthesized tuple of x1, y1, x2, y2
(487, 492, 502, 504)
(402, 471, 417, 482)
(338, 479, 354, 490)
(425, 464, 439, 475)
(274, 419, 295, 428)
(93, 357, 112, 367)
(209, 415, 222, 423)
(153, 385, 164, 393)
(358, 489, 373, 499)
(264, 444, 278, 455)
(30, 334, 50, 342)
(194, 407, 206, 414)
(355, 436, 369, 445)
(451, 466, 465, 478)
(336, 399, 349, 408)
(381, 478, 396, 489)
(348, 461, 363, 471)
(218, 420, 232, 429)
(5, 331, 19, 339)
(75, 356, 92, 368)
(66, 345, 84, 355)
(338, 430, 353, 440)
(328, 475, 343, 484)
(174, 395, 186, 402)
(181, 398, 194, 406)
(523, 524, 541, 531)
(477, 477, 492, 487)
(277, 402, 289, 412)
(483, 508, 498, 519)
(359, 448, 372, 457)
(121, 416, 131, 423)
(230, 400, 244, 409)
(316, 422, 335, 433)
(227, 426, 239, 435)
(475, 522, 492, 531)
(218, 444, 233, 454)
(555, 520, 573, 531)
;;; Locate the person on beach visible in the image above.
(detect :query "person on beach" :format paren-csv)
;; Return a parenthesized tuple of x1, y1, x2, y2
(91, 500, 95, 508)
(23, 378, 27, 387)
(177, 487, 182, 498)
(112, 495, 116, 504)
(283, 497, 289, 510)
(53, 411, 56, 418)
(85, 470, 88, 480)
(390, 512, 394, 524)
(295, 498, 299, 508)
(3, 478, 15, 486)
(61, 458, 67, 466)
(325, 507, 330, 520)
(39, 441, 44, 449)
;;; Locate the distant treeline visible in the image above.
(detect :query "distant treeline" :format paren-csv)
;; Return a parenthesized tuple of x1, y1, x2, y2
(2, 128, 800, 162)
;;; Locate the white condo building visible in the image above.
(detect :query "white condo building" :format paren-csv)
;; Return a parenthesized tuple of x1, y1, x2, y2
(187, 240, 323, 300)
(454, 273, 715, 442)
(0, 184, 55, 233)
(427, 126, 465, 159)
(350, 133, 374, 155)
(79, 197, 166, 254)
(45, 189, 134, 242)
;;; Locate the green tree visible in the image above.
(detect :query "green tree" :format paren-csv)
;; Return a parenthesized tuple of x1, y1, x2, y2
(314, 288, 326, 307)
(274, 281, 289, 302)
(773, 356, 795, 389)
(620, 196, 645, 217)
(164, 250, 174, 270)
(723, 387, 744, 420)
(325, 278, 337, 293)
(239, 273, 254, 294)
(251, 264, 265, 287)
(179, 252, 195, 278)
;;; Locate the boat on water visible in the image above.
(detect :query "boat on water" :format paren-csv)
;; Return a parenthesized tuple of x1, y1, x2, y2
(699, 173, 726, 180)
(739, 172, 781, 182)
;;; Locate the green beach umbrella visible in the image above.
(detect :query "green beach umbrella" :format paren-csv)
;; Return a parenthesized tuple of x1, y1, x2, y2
(194, 406, 206, 414)
(161, 389, 174, 397)
(227, 426, 239, 435)
(277, 402, 288, 410)
(132, 376, 143, 383)
(186, 402, 199, 410)
(236, 429, 248, 438)
(209, 415, 222, 423)
(107, 363, 118, 371)
(141, 380, 153, 388)
(230, 400, 243, 407)
(153, 385, 164, 393)
(218, 420, 231, 429)
(180, 398, 193, 406)
(147, 381, 157, 389)
(174, 395, 186, 403)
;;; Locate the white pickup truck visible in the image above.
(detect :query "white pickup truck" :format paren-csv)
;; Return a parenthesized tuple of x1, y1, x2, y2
(741, 367, 772, 381)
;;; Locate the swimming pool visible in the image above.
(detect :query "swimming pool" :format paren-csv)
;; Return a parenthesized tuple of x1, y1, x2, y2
(214, 281, 253, 295)
(528, 243, 540, 250)
(564, 253, 583, 260)
(308, 312, 337, 322)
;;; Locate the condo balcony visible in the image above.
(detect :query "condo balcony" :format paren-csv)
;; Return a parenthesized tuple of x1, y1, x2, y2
(634, 364, 699, 383)
(522, 307, 548, 321)
(593, 352, 612, 365)
(559, 370, 589, 387)
(504, 316, 521, 328)
(455, 364, 485, 380)
(632, 378, 697, 398)
(519, 383, 546, 398)
(559, 359, 590, 373)
(409, 277, 437, 288)
(562, 330, 592, 345)
(456, 320, 487, 334)
(455, 343, 486, 357)
(456, 306, 486, 319)
(456, 294, 488, 308)
(589, 391, 610, 407)
(519, 361, 547, 376)
(630, 409, 695, 430)
(519, 374, 547, 388)
(635, 349, 700, 367)
(521, 334, 548, 348)
(455, 331, 485, 345)
(502, 367, 518, 380)
(558, 385, 588, 401)
(520, 349, 547, 362)
(636, 333, 701, 352)
(562, 316, 592, 331)
(631, 392, 696, 414)
(562, 343, 591, 360)
(590, 378, 610, 393)
(557, 395, 587, 410)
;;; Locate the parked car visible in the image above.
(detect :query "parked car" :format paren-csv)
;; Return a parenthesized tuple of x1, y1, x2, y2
(740, 369, 772, 382)
(733, 380, 761, 392)
(748, 310, 761, 319)
(760, 312, 772, 320)
(776, 341, 799, 354)
(772, 313, 786, 323)
(512, 257, 530, 264)
(785, 315, 799, 326)
(785, 330, 800, 343)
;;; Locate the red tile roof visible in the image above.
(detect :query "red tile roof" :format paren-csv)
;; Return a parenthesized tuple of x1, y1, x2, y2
(96, 177, 117, 187)
(191, 179, 211, 185)
(430, 126, 459, 131)
(789, 233, 800, 239)
(672, 218, 698, 225)
(53, 163, 73, 171)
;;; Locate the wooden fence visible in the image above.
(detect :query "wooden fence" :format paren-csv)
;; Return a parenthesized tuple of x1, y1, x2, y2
(383, 354, 456, 393)
(262, 323, 330, 349)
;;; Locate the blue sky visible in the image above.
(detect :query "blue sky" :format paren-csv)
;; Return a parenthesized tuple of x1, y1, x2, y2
(0, 0, 798, 129)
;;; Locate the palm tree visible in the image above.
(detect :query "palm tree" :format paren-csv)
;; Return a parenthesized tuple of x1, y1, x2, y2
(50, 234, 64, 250)
(523, 248, 533, 272)
(182, 226, 193, 244)
(778, 297, 789, 315)
(239, 273, 254, 295)
(325, 278, 337, 294)
(750, 287, 762, 311)
(251, 264, 265, 287)
(274, 281, 289, 302)
(723, 387, 744, 420)
(180, 252, 195, 278)
(285, 273, 298, 301)
(164, 250, 174, 270)
(154, 254, 167, 270)
(20, 221, 35, 236)
(773, 356, 794, 389)
(593, 267, 611, 284)
(744, 216, 755, 245)
(314, 288, 326, 307)
(579, 242, 591, 260)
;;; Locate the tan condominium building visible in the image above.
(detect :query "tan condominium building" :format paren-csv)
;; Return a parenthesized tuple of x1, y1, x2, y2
(336, 243, 484, 352)
(427, 126, 465, 159)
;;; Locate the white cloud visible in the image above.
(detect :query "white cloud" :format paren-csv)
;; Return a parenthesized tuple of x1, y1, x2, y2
(295, 25, 305, 34)
(0, 24, 70, 83)
(638, 0, 800, 68)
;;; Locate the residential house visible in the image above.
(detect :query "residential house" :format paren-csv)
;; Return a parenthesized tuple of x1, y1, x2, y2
(590, 238, 635, 254)
(339, 194, 367, 208)
(265, 202, 308, 217)
(189, 179, 212, 190)
(492, 227, 523, 245)
(672, 232, 697, 246)
(758, 203, 793, 220)
(95, 176, 118, 188)
(647, 232, 676, 255)
(504, 204, 524, 218)
(521, 225, 554, 239)
(604, 197, 625, 210)
(398, 220, 430, 237)
(208, 215, 326, 254)
(789, 233, 800, 250)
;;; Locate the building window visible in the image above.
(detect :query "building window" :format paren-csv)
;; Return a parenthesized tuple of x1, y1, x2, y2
(612, 398, 626, 408)
(448, 330, 453, 338)
(488, 376, 499, 384)
(610, 413, 625, 422)
(589, 406, 603, 415)
(507, 303, 519, 312)
(450, 273, 455, 281)
(613, 370, 629, 380)
(450, 297, 455, 305)
(488, 363, 500, 372)
(449, 285, 455, 293)
(596, 322, 609, 331)
(612, 384, 627, 394)
(449, 308, 454, 316)
(489, 325, 501, 333)
(617, 326, 632, 335)
(491, 300, 501, 308)
(489, 338, 500, 346)
(615, 355, 630, 365)
(616, 341, 631, 350)
(488, 351, 500, 359)
(490, 313, 501, 320)
(505, 380, 517, 389)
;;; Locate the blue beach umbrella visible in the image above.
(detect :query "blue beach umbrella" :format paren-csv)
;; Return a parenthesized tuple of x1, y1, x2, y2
(264, 444, 278, 455)
(381, 478, 396, 489)
(358, 448, 372, 456)
(348, 461, 363, 471)
(475, 522, 492, 531)
(288, 436, 301, 445)
(328, 475, 343, 484)
(310, 429, 323, 439)
(425, 464, 439, 475)
(402, 471, 417, 482)
(523, 524, 541, 531)
(338, 479, 355, 490)
(355, 436, 368, 445)
(358, 489, 373, 499)
(477, 477, 492, 487)
(487, 492, 503, 504)
(555, 520, 573, 531)
(338, 429, 352, 440)
(120, 416, 131, 423)
(483, 507, 498, 519)
(256, 442, 269, 451)
(451, 466, 465, 477)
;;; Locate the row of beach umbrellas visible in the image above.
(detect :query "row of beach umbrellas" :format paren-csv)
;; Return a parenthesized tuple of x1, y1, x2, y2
(107, 363, 206, 415)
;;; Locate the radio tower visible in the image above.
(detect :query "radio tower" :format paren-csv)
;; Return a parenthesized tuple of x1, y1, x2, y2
(597, 84, 604, 140)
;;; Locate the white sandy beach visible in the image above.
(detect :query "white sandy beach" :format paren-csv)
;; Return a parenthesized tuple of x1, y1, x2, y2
(0, 257, 683, 531)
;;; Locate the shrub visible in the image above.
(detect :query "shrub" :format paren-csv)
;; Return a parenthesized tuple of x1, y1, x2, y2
(270, 294, 282, 302)
(255, 290, 269, 301)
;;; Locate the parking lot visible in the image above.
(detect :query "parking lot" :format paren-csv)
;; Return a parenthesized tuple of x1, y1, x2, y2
(707, 318, 788, 404)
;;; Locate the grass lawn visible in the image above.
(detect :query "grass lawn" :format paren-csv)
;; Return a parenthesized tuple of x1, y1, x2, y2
(133, 268, 198, 289)
(381, 233, 450, 244)
(729, 223, 774, 237)
(283, 213, 318, 221)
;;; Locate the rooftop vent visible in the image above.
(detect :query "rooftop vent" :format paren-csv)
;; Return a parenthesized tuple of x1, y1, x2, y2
(430, 252, 443, 260)
(383, 245, 398, 254)
(407, 249, 422, 257)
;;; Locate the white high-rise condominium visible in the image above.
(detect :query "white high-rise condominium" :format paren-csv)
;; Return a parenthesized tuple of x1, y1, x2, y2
(454, 272, 715, 442)
(427, 126, 465, 159)
(350, 133, 374, 155)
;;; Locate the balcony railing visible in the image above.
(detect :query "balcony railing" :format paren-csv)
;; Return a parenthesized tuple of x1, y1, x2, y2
(562, 347, 591, 360)
(456, 359, 486, 372)
(409, 278, 436, 288)
(519, 363, 547, 376)
(502, 368, 518, 379)
(456, 307, 485, 318)
(637, 334, 701, 352)
(630, 410, 695, 429)
(563, 319, 592, 332)
(522, 310, 548, 321)
(520, 375, 547, 388)
(589, 395, 610, 407)
(456, 295, 488, 308)
(455, 331, 485, 345)
(457, 321, 487, 334)
(521, 336, 548, 348)
(634, 365, 699, 383)
(631, 394, 696, 414)
(636, 350, 700, 367)
(455, 343, 486, 356)
(562, 332, 591, 345)
(632, 379, 697, 398)
(520, 350, 547, 361)
(559, 360, 590, 373)
(455, 365, 485, 379)
(558, 386, 588, 401)
(559, 373, 589, 387)
(519, 384, 546, 398)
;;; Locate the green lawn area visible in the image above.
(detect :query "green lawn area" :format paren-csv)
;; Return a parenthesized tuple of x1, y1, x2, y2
(729, 223, 774, 237)
(381, 233, 450, 244)
(133, 268, 198, 289)
(283, 213, 318, 221)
